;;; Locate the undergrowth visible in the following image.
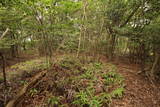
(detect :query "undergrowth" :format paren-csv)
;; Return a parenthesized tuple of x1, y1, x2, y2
(12, 55, 125, 107)
(6, 57, 48, 81)
(41, 56, 125, 107)
(10, 57, 48, 72)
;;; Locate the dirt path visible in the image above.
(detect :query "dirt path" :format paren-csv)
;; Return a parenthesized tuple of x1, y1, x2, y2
(110, 64, 160, 107)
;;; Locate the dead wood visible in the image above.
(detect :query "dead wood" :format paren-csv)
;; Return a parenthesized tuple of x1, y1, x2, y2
(6, 70, 47, 107)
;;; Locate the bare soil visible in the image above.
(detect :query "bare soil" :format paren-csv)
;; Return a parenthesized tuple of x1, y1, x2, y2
(110, 63, 160, 107)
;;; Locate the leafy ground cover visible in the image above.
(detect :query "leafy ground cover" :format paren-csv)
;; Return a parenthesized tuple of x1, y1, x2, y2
(1, 54, 160, 107)
(12, 55, 125, 107)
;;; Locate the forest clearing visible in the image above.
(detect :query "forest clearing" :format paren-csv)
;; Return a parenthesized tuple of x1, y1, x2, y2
(0, 0, 160, 107)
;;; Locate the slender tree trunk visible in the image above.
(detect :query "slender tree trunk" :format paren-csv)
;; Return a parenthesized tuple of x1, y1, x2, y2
(150, 52, 160, 79)
(0, 52, 7, 88)
(108, 34, 117, 60)
(76, 0, 87, 58)
(23, 39, 26, 51)
(11, 33, 18, 58)
(140, 43, 146, 72)
(77, 32, 82, 58)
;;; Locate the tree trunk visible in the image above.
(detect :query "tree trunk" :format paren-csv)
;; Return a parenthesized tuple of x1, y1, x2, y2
(140, 43, 146, 72)
(150, 52, 160, 79)
(0, 52, 7, 88)
(108, 34, 117, 60)
(11, 34, 18, 58)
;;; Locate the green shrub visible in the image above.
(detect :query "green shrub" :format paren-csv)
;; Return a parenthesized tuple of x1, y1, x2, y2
(58, 56, 82, 70)
(104, 71, 124, 85)
(111, 87, 124, 98)
(48, 96, 60, 106)
(29, 88, 38, 97)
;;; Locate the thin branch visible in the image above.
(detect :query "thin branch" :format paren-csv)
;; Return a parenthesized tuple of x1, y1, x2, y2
(120, 4, 141, 28)
(0, 28, 9, 40)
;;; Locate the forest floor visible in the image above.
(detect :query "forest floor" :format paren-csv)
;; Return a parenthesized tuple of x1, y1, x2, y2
(110, 63, 160, 107)
(0, 53, 160, 107)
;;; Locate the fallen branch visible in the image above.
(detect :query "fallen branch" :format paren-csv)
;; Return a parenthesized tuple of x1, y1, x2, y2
(6, 70, 48, 107)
